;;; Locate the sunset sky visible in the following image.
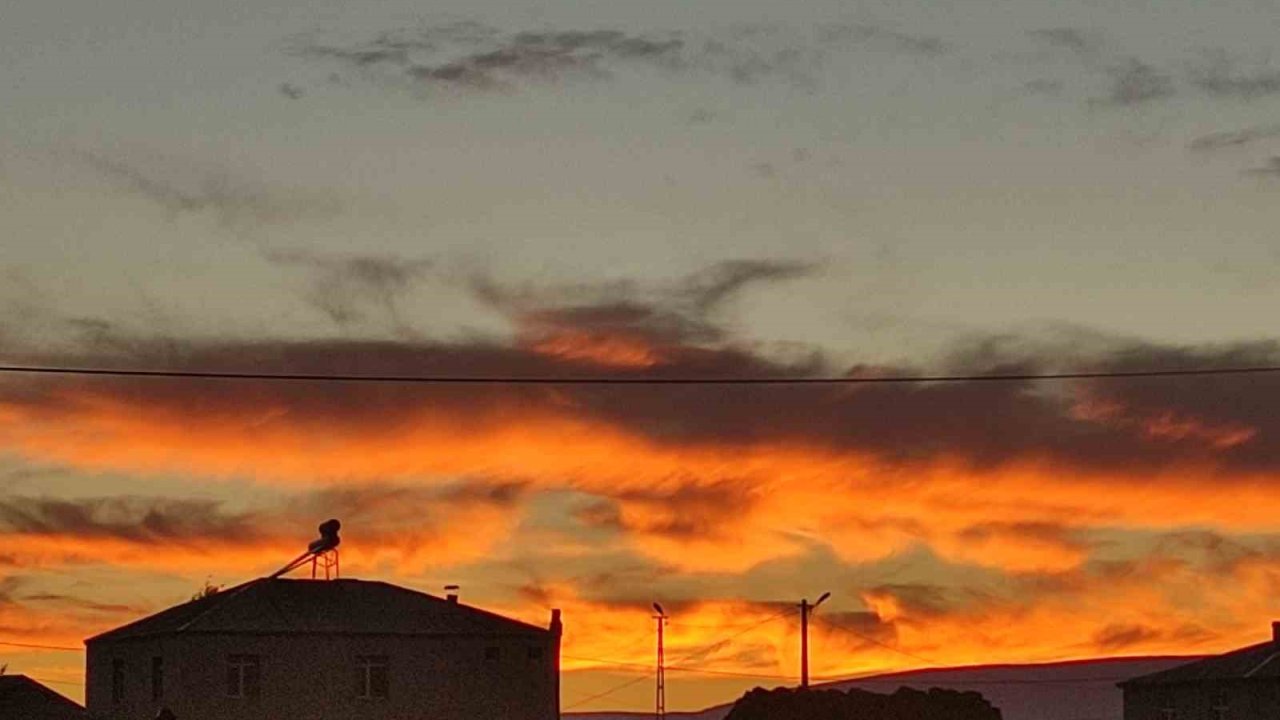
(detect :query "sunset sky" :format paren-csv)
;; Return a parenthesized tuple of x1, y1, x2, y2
(4, 0, 1280, 711)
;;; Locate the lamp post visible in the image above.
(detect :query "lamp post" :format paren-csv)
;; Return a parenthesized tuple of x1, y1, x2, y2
(800, 592, 830, 689)
(653, 602, 668, 720)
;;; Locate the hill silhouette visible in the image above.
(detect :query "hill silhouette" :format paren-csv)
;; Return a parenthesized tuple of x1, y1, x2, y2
(567, 655, 1199, 720)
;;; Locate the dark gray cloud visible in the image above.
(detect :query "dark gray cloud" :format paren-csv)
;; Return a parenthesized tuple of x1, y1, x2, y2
(1187, 124, 1280, 152)
(1189, 51, 1280, 100)
(575, 481, 756, 541)
(71, 150, 334, 229)
(1244, 156, 1280, 177)
(864, 583, 961, 617)
(1097, 58, 1175, 106)
(1026, 28, 1103, 57)
(475, 259, 820, 350)
(1091, 622, 1162, 651)
(292, 21, 950, 96)
(18, 593, 146, 616)
(265, 250, 433, 331)
(293, 24, 685, 92)
(0, 482, 525, 560)
(819, 24, 948, 57)
(0, 496, 264, 546)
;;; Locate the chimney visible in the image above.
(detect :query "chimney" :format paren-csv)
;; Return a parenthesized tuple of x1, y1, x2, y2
(445, 584, 460, 604)
(1272, 621, 1279, 643)
(550, 608, 562, 634)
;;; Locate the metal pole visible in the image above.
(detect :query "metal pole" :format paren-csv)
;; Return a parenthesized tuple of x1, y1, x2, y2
(800, 598, 810, 689)
(655, 614, 666, 720)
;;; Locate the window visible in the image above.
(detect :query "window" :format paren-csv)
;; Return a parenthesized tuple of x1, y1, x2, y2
(355, 655, 389, 700)
(226, 654, 261, 699)
(151, 656, 163, 701)
(484, 646, 500, 662)
(111, 659, 125, 703)
(528, 646, 544, 661)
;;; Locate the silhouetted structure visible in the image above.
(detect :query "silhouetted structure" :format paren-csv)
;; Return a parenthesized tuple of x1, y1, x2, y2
(723, 685, 1002, 720)
(1121, 622, 1280, 720)
(84, 578, 562, 720)
(0, 674, 86, 719)
(269, 518, 343, 580)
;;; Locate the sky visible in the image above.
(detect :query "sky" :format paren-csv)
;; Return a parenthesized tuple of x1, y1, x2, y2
(3, 0, 1280, 711)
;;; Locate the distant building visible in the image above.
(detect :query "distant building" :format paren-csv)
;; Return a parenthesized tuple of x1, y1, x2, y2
(0, 674, 86, 719)
(84, 578, 561, 720)
(1120, 622, 1280, 719)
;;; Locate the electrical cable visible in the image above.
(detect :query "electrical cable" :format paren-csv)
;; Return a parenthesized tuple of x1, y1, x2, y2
(3, 364, 1280, 384)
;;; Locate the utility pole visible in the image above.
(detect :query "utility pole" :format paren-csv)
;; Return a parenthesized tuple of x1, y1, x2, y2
(799, 592, 831, 689)
(653, 602, 667, 720)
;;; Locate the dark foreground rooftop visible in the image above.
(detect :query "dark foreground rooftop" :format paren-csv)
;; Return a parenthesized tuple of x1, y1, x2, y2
(0, 675, 85, 720)
(1122, 623, 1280, 686)
(88, 578, 551, 643)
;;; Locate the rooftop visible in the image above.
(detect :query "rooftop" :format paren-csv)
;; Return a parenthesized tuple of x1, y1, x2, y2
(88, 578, 554, 643)
(1121, 623, 1280, 686)
(0, 675, 85, 719)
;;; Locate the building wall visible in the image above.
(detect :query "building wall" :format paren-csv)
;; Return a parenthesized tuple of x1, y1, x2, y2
(1123, 680, 1280, 720)
(86, 631, 560, 720)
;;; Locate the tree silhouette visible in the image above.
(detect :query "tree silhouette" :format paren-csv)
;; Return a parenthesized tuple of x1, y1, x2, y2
(724, 686, 1002, 720)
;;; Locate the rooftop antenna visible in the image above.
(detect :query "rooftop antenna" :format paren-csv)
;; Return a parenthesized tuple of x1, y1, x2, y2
(270, 519, 342, 580)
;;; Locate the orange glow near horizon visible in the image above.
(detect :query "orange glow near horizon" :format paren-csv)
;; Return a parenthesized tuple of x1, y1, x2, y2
(4, 380, 1280, 711)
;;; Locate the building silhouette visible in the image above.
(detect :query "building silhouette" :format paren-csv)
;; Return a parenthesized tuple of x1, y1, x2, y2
(0, 674, 86, 719)
(1121, 622, 1280, 719)
(84, 578, 561, 720)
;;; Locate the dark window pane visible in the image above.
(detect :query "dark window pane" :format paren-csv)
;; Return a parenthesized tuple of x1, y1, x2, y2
(111, 659, 125, 703)
(369, 663, 389, 699)
(226, 664, 241, 698)
(355, 655, 389, 699)
(244, 658, 261, 699)
(151, 656, 163, 700)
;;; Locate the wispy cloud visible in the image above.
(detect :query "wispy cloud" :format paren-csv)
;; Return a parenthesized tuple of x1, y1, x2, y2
(1026, 28, 1103, 58)
(1189, 51, 1280, 100)
(70, 149, 336, 229)
(1244, 156, 1280, 177)
(265, 249, 433, 332)
(290, 20, 950, 96)
(1096, 58, 1175, 106)
(819, 23, 948, 57)
(1187, 124, 1280, 152)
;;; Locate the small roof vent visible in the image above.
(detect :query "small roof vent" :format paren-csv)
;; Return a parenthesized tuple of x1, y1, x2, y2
(445, 584, 460, 604)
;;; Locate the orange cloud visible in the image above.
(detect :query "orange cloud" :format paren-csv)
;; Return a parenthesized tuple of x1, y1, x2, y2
(526, 329, 667, 368)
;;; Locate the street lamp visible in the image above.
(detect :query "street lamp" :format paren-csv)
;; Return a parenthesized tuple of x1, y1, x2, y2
(800, 592, 831, 689)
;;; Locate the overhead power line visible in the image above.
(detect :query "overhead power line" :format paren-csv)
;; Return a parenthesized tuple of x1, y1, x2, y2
(814, 616, 939, 667)
(563, 608, 797, 710)
(2, 364, 1280, 384)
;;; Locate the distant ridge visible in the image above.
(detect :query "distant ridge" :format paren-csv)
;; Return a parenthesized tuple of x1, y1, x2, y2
(566, 655, 1202, 720)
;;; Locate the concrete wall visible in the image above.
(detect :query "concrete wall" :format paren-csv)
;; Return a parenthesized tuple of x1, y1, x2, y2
(1123, 680, 1280, 720)
(86, 632, 560, 720)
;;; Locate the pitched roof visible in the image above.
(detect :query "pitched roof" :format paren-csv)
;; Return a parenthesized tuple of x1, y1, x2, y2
(0, 675, 85, 719)
(1120, 640, 1280, 686)
(88, 578, 551, 643)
